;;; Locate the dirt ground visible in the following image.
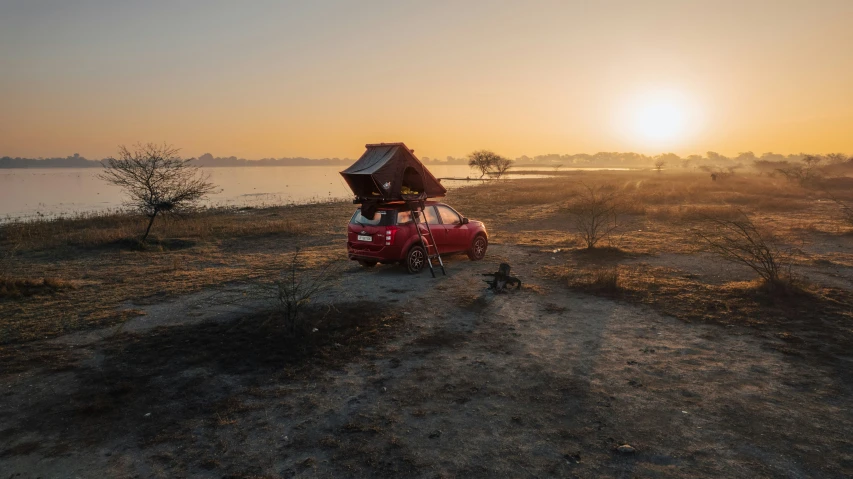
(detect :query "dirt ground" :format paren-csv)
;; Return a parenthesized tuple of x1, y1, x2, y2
(2, 173, 853, 477)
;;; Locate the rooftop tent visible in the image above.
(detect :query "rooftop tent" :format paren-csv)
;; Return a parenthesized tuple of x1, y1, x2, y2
(340, 143, 447, 202)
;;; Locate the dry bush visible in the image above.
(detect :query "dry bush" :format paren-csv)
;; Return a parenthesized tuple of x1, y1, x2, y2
(589, 267, 620, 293)
(208, 249, 342, 336)
(562, 265, 621, 294)
(565, 183, 623, 249)
(693, 209, 793, 289)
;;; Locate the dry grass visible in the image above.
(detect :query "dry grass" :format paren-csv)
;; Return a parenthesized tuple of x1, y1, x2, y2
(447, 171, 818, 226)
(545, 261, 852, 350)
(2, 170, 851, 344)
(0, 202, 353, 344)
(0, 277, 70, 299)
(563, 266, 621, 294)
(0, 204, 335, 251)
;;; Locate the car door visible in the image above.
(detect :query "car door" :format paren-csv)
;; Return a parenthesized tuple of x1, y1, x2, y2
(419, 205, 448, 252)
(436, 205, 468, 252)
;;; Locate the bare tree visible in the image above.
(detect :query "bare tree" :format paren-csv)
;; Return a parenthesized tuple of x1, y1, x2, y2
(776, 154, 823, 186)
(492, 157, 514, 179)
(693, 210, 791, 287)
(467, 150, 501, 178)
(825, 153, 848, 164)
(654, 159, 666, 172)
(99, 143, 218, 242)
(552, 164, 563, 173)
(565, 184, 622, 249)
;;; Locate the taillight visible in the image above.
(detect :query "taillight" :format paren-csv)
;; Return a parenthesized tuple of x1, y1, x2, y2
(385, 226, 398, 245)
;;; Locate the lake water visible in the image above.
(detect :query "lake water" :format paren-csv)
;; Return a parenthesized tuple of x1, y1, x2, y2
(0, 165, 543, 221)
(0, 165, 626, 221)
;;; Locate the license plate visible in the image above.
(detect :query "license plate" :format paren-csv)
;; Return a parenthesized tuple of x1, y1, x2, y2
(357, 234, 372, 242)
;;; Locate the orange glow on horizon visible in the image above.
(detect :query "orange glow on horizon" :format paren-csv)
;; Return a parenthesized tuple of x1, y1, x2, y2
(1, 1, 851, 160)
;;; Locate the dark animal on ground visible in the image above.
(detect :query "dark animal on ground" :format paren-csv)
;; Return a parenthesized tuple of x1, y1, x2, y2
(483, 263, 522, 291)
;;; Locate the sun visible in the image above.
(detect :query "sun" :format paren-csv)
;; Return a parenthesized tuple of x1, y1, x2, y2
(622, 89, 699, 148)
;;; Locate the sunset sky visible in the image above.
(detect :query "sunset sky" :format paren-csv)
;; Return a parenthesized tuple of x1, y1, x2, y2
(1, 0, 852, 160)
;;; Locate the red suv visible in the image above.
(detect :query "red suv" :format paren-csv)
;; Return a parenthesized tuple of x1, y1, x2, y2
(347, 202, 488, 273)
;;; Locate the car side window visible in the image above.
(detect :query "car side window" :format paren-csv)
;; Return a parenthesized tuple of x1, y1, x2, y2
(423, 206, 440, 225)
(396, 210, 413, 225)
(437, 205, 461, 225)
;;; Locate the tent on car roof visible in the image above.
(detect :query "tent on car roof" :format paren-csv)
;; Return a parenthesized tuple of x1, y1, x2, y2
(340, 143, 447, 202)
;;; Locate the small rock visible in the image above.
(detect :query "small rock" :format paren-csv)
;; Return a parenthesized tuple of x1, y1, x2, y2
(144, 413, 151, 417)
(617, 444, 636, 454)
(428, 430, 442, 439)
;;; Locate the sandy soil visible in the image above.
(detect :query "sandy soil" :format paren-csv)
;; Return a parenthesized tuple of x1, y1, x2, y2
(2, 243, 852, 478)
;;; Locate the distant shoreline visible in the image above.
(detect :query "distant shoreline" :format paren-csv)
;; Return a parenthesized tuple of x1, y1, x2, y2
(0, 163, 638, 170)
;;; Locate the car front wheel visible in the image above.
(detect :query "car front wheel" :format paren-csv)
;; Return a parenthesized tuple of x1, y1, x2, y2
(406, 246, 426, 274)
(467, 235, 487, 260)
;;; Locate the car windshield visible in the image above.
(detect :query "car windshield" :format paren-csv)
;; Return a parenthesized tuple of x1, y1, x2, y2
(350, 209, 395, 226)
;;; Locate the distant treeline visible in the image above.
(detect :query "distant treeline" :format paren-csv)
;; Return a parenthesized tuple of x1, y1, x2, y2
(0, 154, 101, 168)
(3, 150, 849, 170)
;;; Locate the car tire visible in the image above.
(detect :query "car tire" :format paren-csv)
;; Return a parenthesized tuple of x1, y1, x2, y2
(467, 235, 488, 260)
(406, 245, 426, 274)
(358, 260, 377, 268)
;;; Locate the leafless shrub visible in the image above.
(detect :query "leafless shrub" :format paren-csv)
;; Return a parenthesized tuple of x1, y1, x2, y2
(208, 249, 342, 335)
(693, 210, 793, 287)
(654, 159, 665, 172)
(99, 143, 219, 242)
(565, 184, 623, 249)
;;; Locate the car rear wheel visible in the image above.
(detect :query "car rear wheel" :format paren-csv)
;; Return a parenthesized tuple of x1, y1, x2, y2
(406, 245, 426, 274)
(467, 235, 487, 260)
(358, 260, 377, 268)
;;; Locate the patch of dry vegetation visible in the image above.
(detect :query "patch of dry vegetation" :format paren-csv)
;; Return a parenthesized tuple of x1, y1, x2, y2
(0, 202, 353, 343)
(0, 205, 328, 251)
(0, 277, 70, 299)
(546, 261, 853, 353)
(2, 169, 852, 344)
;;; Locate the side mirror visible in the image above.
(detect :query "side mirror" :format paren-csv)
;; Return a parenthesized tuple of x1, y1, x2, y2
(462, 217, 469, 224)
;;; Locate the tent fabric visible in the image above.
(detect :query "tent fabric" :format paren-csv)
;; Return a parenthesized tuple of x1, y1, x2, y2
(340, 143, 447, 202)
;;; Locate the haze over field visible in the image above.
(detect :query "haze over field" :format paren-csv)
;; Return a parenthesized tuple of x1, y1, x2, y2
(2, 0, 852, 160)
